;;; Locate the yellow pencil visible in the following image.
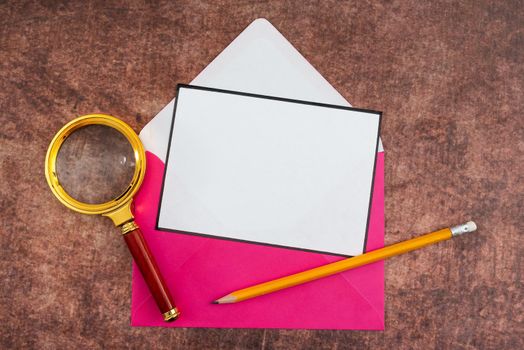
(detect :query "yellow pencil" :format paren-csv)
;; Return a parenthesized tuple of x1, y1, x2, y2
(213, 221, 477, 304)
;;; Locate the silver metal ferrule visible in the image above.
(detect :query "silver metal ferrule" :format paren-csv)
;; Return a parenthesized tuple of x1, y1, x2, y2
(451, 221, 477, 237)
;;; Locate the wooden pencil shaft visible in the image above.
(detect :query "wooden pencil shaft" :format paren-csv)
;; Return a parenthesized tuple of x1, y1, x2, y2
(233, 228, 452, 302)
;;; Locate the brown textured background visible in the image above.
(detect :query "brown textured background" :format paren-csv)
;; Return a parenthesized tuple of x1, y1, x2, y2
(1, 0, 522, 349)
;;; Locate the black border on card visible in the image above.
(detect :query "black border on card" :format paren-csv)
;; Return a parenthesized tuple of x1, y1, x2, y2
(155, 84, 382, 257)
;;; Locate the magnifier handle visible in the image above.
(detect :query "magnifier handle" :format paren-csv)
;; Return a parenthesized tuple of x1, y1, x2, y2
(121, 222, 179, 322)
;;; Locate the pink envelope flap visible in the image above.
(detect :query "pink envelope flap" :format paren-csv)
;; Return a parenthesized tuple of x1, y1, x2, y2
(131, 151, 384, 329)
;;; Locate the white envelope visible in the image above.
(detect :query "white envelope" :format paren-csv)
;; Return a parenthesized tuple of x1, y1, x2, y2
(139, 18, 384, 157)
(132, 18, 386, 328)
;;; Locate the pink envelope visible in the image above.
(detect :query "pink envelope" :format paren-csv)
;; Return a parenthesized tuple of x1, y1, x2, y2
(130, 150, 384, 329)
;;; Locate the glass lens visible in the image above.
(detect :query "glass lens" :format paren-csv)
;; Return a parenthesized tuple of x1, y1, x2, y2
(56, 125, 136, 204)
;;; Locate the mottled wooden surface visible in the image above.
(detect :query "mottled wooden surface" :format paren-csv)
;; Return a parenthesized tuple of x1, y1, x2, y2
(1, 1, 522, 349)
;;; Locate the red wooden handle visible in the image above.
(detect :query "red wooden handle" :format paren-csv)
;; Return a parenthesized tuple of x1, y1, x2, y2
(123, 225, 179, 321)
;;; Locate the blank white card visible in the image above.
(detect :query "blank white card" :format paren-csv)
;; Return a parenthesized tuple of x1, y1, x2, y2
(157, 85, 381, 256)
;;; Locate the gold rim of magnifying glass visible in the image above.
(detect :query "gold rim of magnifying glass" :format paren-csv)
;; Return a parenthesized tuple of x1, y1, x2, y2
(44, 114, 146, 215)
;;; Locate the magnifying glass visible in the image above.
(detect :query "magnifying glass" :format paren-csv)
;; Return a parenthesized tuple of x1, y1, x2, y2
(45, 114, 179, 322)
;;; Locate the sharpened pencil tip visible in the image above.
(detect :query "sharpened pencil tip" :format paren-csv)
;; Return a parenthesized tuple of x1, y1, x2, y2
(212, 300, 219, 304)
